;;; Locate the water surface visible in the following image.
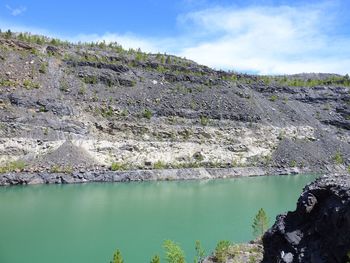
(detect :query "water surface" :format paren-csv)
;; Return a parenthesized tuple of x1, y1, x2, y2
(0, 174, 318, 262)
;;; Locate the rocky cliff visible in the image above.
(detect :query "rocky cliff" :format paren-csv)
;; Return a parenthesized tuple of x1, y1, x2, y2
(262, 174, 350, 263)
(0, 32, 350, 183)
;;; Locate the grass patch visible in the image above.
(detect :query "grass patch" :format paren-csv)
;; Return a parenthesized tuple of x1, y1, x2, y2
(0, 79, 17, 87)
(0, 161, 26, 173)
(111, 162, 128, 171)
(23, 79, 40, 89)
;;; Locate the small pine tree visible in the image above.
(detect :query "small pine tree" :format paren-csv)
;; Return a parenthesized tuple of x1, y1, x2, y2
(252, 208, 269, 237)
(150, 255, 160, 263)
(18, 33, 25, 41)
(4, 29, 12, 39)
(50, 38, 58, 45)
(193, 240, 205, 263)
(110, 249, 124, 263)
(214, 240, 230, 263)
(163, 240, 186, 263)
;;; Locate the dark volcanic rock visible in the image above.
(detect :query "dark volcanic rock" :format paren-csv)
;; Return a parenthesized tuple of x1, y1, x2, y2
(262, 175, 350, 263)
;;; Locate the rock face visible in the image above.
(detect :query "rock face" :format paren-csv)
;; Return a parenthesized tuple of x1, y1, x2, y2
(262, 175, 350, 263)
(0, 33, 350, 175)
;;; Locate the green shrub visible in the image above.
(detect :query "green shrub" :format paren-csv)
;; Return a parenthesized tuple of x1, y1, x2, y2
(290, 160, 297, 167)
(83, 75, 98, 84)
(200, 116, 208, 126)
(100, 106, 114, 118)
(135, 51, 145, 62)
(39, 106, 47, 112)
(78, 84, 86, 95)
(143, 109, 153, 119)
(163, 240, 186, 263)
(59, 80, 69, 92)
(39, 62, 48, 74)
(111, 162, 128, 171)
(269, 95, 278, 102)
(153, 160, 166, 169)
(156, 65, 166, 73)
(23, 79, 40, 89)
(333, 151, 344, 165)
(230, 74, 238, 82)
(214, 240, 231, 263)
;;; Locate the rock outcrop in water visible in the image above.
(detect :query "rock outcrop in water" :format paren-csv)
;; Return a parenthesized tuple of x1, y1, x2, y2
(262, 174, 350, 263)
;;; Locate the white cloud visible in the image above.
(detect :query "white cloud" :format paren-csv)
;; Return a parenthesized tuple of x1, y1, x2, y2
(177, 3, 350, 74)
(1, 2, 349, 75)
(6, 5, 26, 16)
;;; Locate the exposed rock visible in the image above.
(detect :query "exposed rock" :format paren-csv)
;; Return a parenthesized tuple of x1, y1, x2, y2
(202, 241, 263, 263)
(262, 174, 350, 263)
(1, 34, 350, 178)
(0, 167, 320, 186)
(46, 45, 60, 55)
(31, 141, 97, 168)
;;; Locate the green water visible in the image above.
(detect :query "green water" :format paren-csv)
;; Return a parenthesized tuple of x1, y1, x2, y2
(0, 174, 318, 263)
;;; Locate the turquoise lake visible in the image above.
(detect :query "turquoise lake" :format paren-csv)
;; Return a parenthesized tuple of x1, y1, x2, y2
(0, 174, 318, 263)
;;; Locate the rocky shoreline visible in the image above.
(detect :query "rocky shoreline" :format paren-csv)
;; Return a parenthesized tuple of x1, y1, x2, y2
(0, 165, 343, 186)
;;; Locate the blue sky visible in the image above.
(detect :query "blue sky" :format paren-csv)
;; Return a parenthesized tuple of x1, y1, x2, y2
(1, 0, 350, 74)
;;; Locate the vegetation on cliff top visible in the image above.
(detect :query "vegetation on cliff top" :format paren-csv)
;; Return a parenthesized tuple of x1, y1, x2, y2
(1, 29, 349, 88)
